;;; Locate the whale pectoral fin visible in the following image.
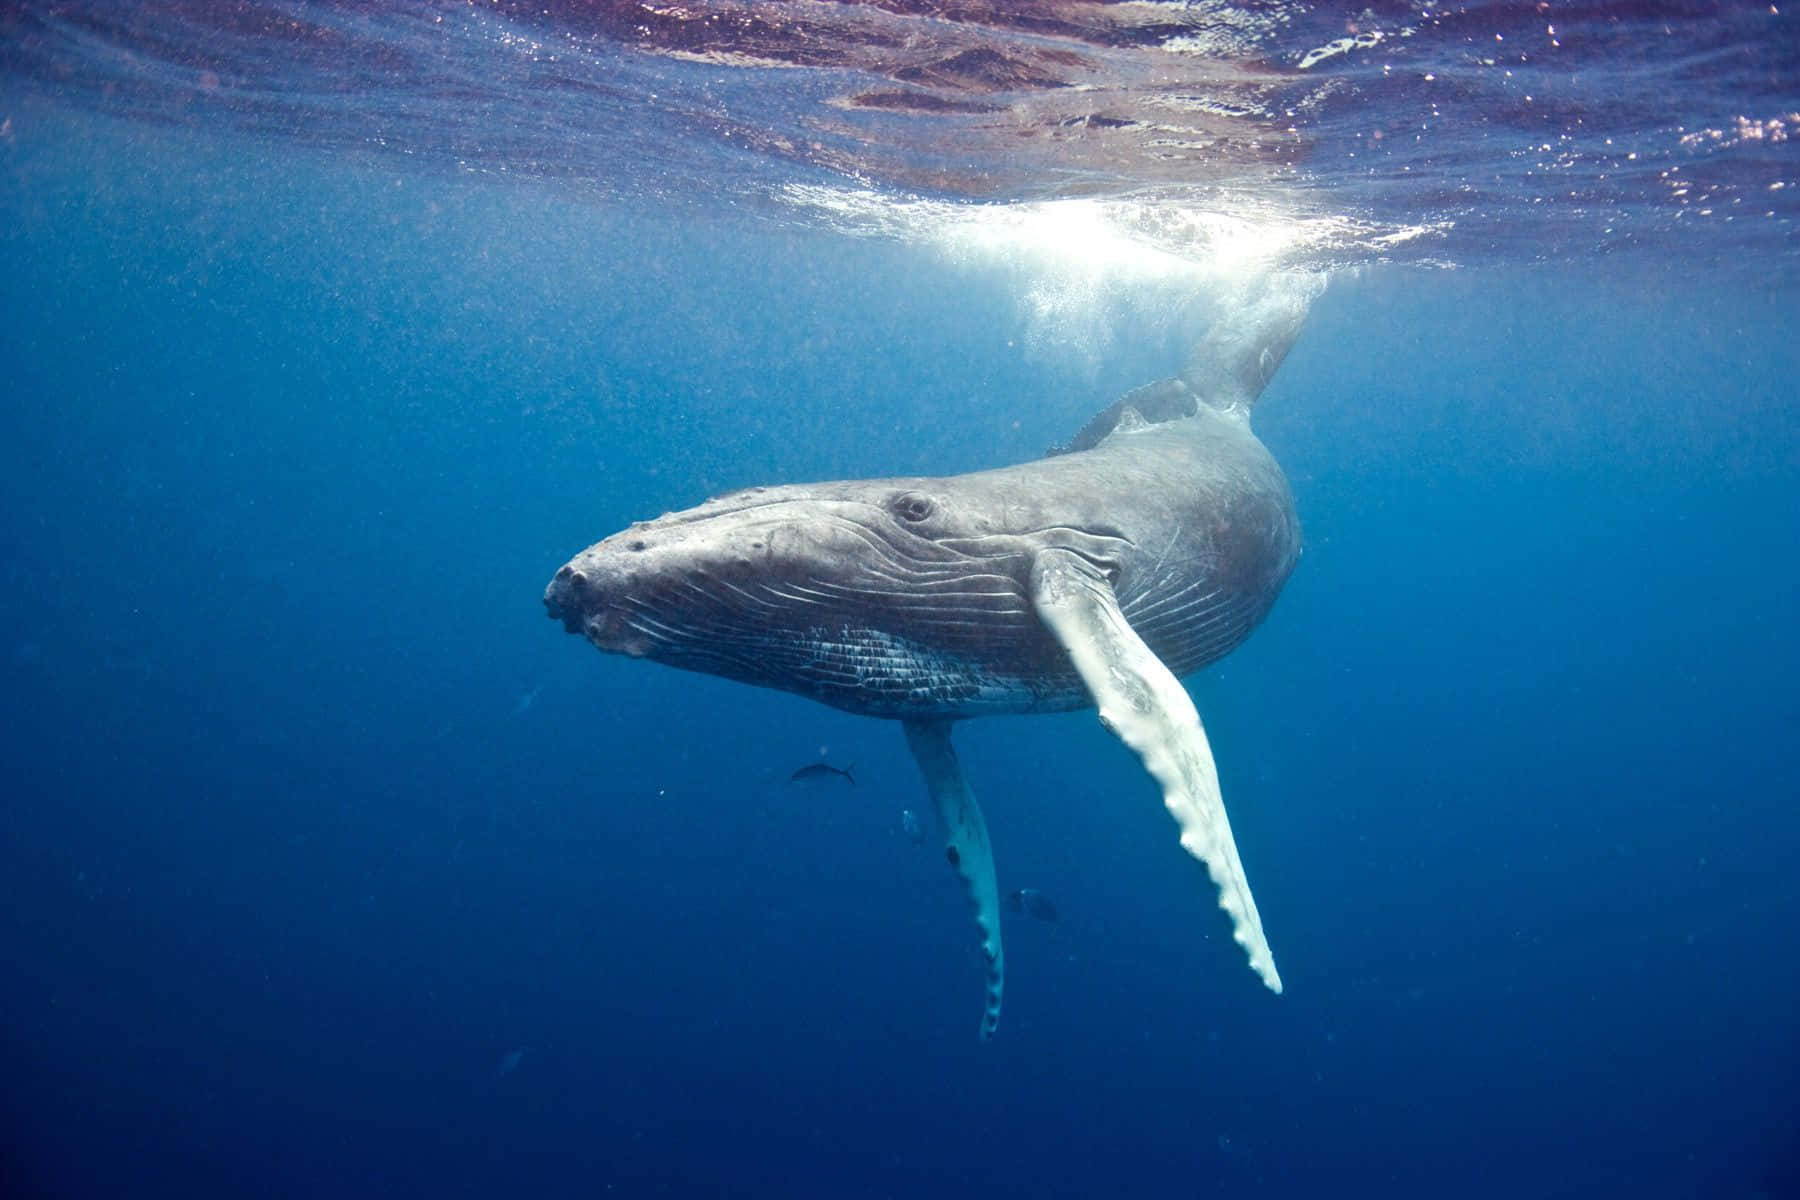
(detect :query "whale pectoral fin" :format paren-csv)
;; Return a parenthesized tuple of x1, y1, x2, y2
(1030, 549, 1282, 994)
(902, 718, 1004, 1041)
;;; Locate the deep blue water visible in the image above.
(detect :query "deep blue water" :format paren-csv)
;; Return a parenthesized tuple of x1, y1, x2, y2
(4, 14, 1800, 1199)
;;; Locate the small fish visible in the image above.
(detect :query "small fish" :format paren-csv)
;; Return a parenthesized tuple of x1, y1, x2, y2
(789, 760, 855, 786)
(1004, 888, 1059, 923)
(495, 1047, 528, 1079)
(901, 808, 925, 844)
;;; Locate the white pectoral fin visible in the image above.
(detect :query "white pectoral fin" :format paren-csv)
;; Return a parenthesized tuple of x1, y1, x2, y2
(903, 718, 1005, 1040)
(1030, 549, 1282, 994)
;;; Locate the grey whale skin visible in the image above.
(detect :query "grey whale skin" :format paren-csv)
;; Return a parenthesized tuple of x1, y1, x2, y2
(545, 280, 1317, 1038)
(547, 404, 1295, 718)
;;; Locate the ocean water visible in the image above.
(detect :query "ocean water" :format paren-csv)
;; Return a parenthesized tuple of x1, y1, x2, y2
(2, 4, 1798, 1198)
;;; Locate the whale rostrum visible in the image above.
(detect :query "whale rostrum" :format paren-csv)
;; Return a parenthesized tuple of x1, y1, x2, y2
(545, 275, 1322, 1037)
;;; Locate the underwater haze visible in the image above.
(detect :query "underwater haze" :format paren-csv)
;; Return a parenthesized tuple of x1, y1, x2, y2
(2, 4, 1798, 1198)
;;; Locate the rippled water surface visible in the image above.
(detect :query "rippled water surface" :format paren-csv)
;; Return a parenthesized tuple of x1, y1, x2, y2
(5, 1, 1796, 265)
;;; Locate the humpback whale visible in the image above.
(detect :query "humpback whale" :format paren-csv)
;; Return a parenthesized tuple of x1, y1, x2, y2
(545, 277, 1320, 1038)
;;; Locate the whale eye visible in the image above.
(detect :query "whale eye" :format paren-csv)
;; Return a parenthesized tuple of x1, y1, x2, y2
(893, 493, 935, 523)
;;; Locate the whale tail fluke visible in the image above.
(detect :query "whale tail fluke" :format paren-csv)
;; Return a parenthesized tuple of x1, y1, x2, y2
(1182, 272, 1326, 418)
(1053, 271, 1325, 455)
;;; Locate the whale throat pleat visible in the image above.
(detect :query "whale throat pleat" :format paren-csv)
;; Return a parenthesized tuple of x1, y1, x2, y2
(903, 718, 1005, 1040)
(1030, 549, 1282, 994)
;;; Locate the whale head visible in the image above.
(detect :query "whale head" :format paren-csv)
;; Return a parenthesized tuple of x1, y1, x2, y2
(543, 474, 1131, 718)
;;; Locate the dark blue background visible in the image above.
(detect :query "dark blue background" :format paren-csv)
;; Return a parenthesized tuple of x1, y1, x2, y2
(3, 107, 1796, 1198)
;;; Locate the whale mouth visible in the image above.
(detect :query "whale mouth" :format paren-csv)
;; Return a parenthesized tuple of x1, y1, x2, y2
(583, 609, 656, 658)
(542, 563, 592, 634)
(543, 563, 676, 661)
(544, 566, 621, 642)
